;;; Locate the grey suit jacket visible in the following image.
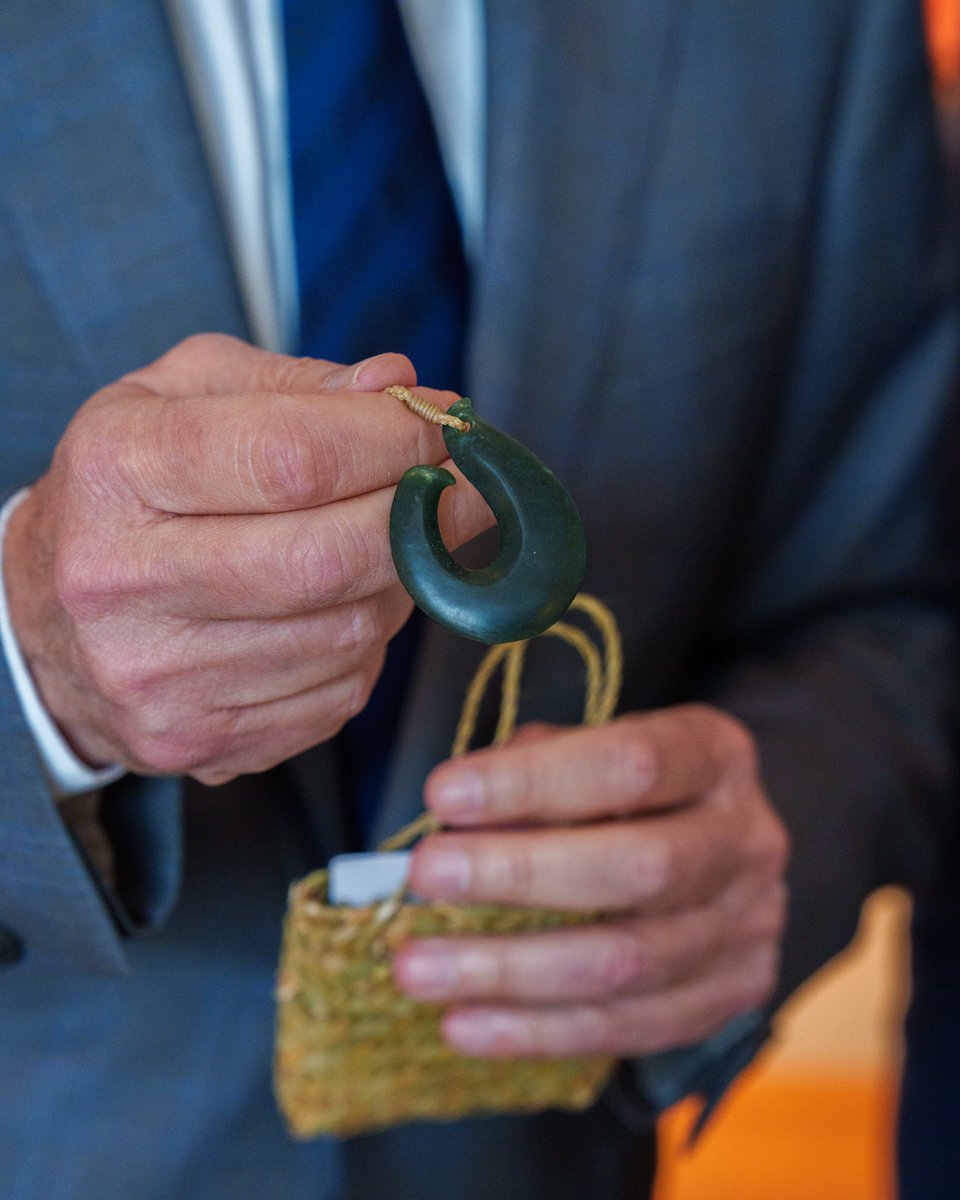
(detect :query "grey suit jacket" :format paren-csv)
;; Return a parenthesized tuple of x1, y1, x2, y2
(1, 2, 957, 1198)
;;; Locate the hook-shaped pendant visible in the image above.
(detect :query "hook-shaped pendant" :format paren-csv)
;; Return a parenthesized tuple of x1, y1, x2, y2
(389, 398, 586, 644)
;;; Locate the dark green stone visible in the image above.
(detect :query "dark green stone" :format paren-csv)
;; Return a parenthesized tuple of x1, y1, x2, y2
(389, 398, 587, 644)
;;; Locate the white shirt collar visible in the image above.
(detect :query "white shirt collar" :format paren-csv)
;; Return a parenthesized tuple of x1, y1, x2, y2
(164, 0, 485, 353)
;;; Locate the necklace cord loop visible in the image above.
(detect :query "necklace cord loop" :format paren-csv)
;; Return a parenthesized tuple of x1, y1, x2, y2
(386, 383, 471, 432)
(377, 593, 623, 854)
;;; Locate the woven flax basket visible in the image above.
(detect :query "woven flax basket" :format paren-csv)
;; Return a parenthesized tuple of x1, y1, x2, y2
(274, 595, 621, 1138)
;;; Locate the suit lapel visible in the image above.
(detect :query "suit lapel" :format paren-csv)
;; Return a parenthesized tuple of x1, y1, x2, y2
(0, 0, 246, 395)
(468, 0, 691, 465)
(376, 0, 693, 841)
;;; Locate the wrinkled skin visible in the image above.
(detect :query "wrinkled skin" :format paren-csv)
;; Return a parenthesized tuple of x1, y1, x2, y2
(396, 711, 789, 1059)
(3, 334, 492, 785)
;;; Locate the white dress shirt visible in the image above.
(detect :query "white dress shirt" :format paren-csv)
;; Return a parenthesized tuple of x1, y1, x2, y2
(0, 0, 484, 795)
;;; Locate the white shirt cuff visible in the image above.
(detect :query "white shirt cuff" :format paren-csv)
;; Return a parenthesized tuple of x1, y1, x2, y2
(0, 489, 126, 797)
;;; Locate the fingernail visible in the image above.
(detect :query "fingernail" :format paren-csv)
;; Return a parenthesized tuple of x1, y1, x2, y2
(397, 946, 456, 999)
(352, 352, 398, 386)
(321, 355, 383, 390)
(445, 1011, 524, 1055)
(321, 364, 357, 389)
(430, 771, 485, 818)
(413, 848, 472, 899)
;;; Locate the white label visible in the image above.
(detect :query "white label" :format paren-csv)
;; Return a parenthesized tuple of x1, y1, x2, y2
(327, 851, 412, 906)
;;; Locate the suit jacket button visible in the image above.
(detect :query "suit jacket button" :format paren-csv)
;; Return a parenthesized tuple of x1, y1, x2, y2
(0, 927, 24, 966)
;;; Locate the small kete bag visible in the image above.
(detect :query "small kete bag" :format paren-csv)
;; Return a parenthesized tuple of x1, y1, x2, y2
(274, 594, 622, 1138)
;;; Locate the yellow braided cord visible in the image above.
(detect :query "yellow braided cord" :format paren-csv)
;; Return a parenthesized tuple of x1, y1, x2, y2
(450, 641, 517, 758)
(491, 641, 529, 747)
(385, 384, 471, 432)
(566, 592, 623, 723)
(381, 594, 622, 853)
(538, 621, 604, 722)
(378, 811, 440, 852)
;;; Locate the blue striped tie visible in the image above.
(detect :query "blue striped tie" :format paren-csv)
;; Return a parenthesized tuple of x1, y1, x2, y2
(283, 0, 468, 839)
(283, 0, 468, 385)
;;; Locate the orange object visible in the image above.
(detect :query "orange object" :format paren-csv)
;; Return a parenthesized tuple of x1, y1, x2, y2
(926, 0, 960, 90)
(654, 1068, 898, 1200)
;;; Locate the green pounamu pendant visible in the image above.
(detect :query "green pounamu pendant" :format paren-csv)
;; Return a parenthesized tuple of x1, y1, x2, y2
(389, 398, 586, 644)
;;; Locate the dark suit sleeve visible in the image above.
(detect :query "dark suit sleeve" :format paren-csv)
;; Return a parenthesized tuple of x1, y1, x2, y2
(627, 0, 959, 1123)
(0, 657, 183, 977)
(0, 494, 184, 975)
(702, 0, 959, 999)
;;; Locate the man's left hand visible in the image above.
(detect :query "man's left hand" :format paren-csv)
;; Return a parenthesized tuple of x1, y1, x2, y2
(394, 705, 789, 1058)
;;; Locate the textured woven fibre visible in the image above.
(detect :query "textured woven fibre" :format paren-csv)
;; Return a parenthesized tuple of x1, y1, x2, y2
(274, 868, 616, 1137)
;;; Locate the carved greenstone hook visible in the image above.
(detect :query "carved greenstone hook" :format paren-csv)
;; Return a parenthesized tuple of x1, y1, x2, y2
(389, 397, 586, 644)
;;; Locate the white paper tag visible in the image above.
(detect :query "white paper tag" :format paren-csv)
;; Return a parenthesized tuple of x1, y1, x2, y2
(327, 851, 412, 907)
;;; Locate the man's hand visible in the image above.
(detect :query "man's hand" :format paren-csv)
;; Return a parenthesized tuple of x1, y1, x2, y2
(3, 334, 490, 784)
(395, 706, 789, 1058)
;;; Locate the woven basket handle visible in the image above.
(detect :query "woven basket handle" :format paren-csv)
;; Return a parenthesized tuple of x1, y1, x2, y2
(378, 593, 622, 853)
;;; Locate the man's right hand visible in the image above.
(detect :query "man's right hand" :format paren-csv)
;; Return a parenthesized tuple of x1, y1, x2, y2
(2, 334, 491, 785)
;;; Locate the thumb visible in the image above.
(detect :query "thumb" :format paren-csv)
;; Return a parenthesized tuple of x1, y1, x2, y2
(123, 333, 418, 399)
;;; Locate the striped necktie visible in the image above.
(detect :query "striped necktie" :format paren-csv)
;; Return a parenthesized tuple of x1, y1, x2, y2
(283, 0, 468, 383)
(283, 0, 468, 838)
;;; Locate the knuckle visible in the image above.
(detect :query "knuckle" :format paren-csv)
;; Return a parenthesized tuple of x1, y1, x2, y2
(277, 515, 378, 607)
(608, 721, 658, 805)
(81, 629, 181, 710)
(54, 543, 111, 619)
(175, 331, 235, 360)
(587, 929, 647, 993)
(55, 540, 166, 624)
(191, 765, 239, 787)
(345, 668, 377, 720)
(683, 704, 758, 772)
(101, 663, 234, 774)
(247, 408, 325, 510)
(622, 834, 671, 904)
(716, 710, 760, 776)
(329, 601, 388, 660)
(329, 514, 381, 592)
(337, 661, 383, 727)
(164, 331, 251, 377)
(122, 333, 239, 394)
(502, 850, 538, 896)
(56, 413, 128, 500)
(56, 531, 168, 620)
(87, 648, 156, 708)
(265, 354, 316, 394)
(126, 721, 227, 776)
(752, 812, 791, 882)
(278, 520, 345, 605)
